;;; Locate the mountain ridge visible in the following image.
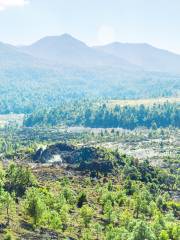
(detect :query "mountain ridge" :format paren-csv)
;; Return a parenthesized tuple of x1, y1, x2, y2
(95, 42, 180, 73)
(0, 33, 179, 114)
(19, 34, 136, 69)
(1, 33, 180, 73)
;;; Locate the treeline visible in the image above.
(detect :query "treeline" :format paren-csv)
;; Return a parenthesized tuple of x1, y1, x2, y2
(24, 101, 180, 129)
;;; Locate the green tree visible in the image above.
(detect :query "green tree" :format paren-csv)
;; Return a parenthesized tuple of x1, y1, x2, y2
(5, 163, 37, 197)
(130, 221, 155, 240)
(24, 188, 46, 226)
(80, 205, 93, 227)
(159, 230, 169, 240)
(103, 200, 116, 224)
(133, 190, 150, 218)
(43, 210, 62, 230)
(77, 192, 87, 208)
(0, 190, 15, 226)
(0, 163, 5, 190)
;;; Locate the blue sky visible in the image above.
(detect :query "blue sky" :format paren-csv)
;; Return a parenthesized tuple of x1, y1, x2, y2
(0, 0, 180, 53)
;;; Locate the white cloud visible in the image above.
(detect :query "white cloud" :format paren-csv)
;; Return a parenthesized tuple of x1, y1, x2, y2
(0, 0, 29, 10)
(97, 25, 115, 45)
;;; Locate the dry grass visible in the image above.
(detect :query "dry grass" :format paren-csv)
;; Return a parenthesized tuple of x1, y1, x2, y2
(108, 97, 180, 107)
(0, 114, 24, 127)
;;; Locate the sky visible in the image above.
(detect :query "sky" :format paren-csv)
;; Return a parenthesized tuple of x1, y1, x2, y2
(0, 0, 180, 53)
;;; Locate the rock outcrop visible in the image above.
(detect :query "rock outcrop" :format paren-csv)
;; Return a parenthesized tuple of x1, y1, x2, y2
(33, 143, 123, 175)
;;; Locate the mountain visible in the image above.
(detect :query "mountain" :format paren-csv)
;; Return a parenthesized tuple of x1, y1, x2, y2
(20, 34, 136, 69)
(95, 43, 180, 73)
(0, 41, 40, 68)
(0, 34, 179, 114)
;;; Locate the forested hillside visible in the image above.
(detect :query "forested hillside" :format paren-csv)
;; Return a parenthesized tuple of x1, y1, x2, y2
(1, 65, 179, 114)
(0, 143, 179, 239)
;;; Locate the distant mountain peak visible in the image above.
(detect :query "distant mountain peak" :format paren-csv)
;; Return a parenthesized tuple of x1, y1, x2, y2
(11, 33, 180, 72)
(60, 33, 76, 39)
(19, 33, 135, 68)
(30, 33, 87, 47)
(95, 42, 180, 73)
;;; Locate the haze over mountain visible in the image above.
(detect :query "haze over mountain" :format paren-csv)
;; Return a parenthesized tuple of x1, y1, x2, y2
(95, 42, 180, 73)
(20, 34, 135, 69)
(1, 33, 180, 73)
(0, 33, 179, 114)
(0, 41, 38, 67)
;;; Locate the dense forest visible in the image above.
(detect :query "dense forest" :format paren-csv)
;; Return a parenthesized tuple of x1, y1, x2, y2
(0, 65, 179, 115)
(24, 101, 180, 129)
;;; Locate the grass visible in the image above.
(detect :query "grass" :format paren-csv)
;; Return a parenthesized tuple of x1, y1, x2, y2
(108, 97, 180, 107)
(0, 114, 24, 128)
